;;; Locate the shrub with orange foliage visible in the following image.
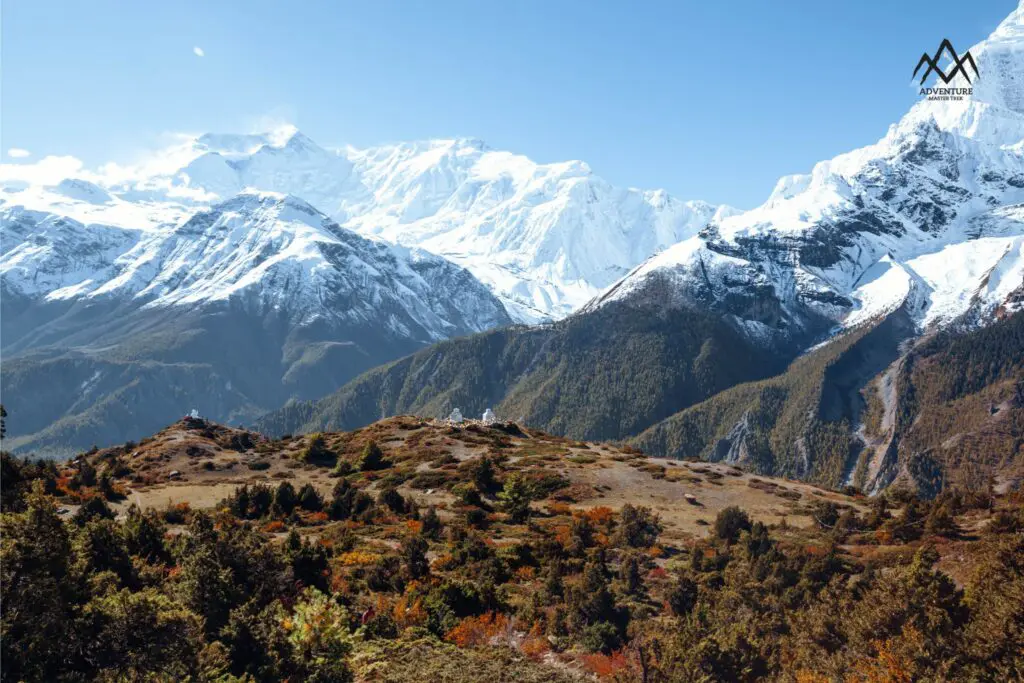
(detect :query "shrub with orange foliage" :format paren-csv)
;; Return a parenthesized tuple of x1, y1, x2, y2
(335, 550, 381, 566)
(431, 553, 458, 571)
(56, 478, 100, 503)
(445, 612, 509, 648)
(849, 629, 920, 683)
(580, 649, 630, 678)
(393, 595, 427, 629)
(303, 511, 329, 525)
(514, 566, 537, 581)
(55, 476, 74, 498)
(552, 524, 572, 546)
(330, 574, 352, 596)
(519, 620, 550, 659)
(262, 520, 286, 533)
(647, 545, 665, 558)
(405, 519, 424, 535)
(547, 502, 573, 516)
(582, 506, 615, 526)
(108, 482, 129, 498)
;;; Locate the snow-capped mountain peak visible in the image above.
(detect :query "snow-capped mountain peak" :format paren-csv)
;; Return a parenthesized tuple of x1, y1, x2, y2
(2, 188, 511, 341)
(0, 182, 514, 453)
(897, 3, 1024, 147)
(593, 2, 1024, 342)
(53, 178, 114, 204)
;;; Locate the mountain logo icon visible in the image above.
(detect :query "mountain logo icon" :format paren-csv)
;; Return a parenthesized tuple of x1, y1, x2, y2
(913, 39, 979, 85)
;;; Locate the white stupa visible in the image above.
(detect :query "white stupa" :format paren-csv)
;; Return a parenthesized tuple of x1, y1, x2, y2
(448, 408, 464, 424)
(482, 408, 497, 425)
(188, 408, 201, 419)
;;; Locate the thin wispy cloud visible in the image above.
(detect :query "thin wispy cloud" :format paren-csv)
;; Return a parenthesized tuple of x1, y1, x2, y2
(7, 148, 31, 159)
(193, 46, 205, 57)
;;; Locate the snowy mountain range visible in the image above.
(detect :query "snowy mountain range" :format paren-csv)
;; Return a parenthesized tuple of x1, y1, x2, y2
(0, 117, 736, 451)
(1, 127, 734, 323)
(0, 191, 511, 453)
(2, 2, 1023, 462)
(2, 192, 509, 339)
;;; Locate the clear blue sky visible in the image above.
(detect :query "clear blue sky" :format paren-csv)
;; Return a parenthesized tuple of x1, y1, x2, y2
(1, 0, 1015, 208)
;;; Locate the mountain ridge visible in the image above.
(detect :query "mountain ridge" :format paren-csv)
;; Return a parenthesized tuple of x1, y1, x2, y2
(590, 5, 1024, 341)
(631, 307, 1024, 496)
(254, 297, 795, 442)
(2, 127, 736, 323)
(0, 192, 512, 454)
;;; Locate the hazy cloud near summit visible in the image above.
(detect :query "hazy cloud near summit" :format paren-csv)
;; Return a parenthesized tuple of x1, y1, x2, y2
(0, 155, 84, 185)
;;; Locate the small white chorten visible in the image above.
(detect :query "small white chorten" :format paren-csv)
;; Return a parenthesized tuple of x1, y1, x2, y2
(448, 408, 464, 424)
(482, 408, 497, 425)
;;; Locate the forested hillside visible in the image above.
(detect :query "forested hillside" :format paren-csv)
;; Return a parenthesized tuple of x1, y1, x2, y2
(634, 310, 1024, 496)
(873, 309, 1024, 495)
(257, 300, 791, 442)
